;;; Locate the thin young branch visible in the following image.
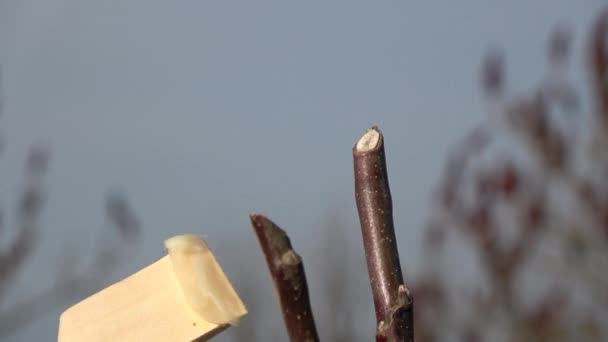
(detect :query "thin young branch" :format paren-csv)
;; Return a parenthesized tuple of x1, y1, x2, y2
(249, 213, 319, 342)
(353, 126, 413, 342)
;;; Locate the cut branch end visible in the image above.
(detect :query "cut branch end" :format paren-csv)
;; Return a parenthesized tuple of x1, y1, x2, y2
(353, 126, 414, 341)
(249, 213, 319, 342)
(356, 126, 382, 152)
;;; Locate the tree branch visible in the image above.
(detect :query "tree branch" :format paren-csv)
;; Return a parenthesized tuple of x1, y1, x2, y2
(353, 126, 413, 342)
(249, 213, 319, 342)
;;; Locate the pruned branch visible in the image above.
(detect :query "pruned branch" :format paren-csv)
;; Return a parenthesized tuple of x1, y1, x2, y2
(353, 127, 413, 342)
(249, 213, 319, 342)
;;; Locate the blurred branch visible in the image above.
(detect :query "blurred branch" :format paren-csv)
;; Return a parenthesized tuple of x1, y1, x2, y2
(353, 127, 413, 342)
(105, 190, 141, 240)
(0, 190, 140, 338)
(0, 64, 141, 339)
(249, 213, 319, 342)
(0, 243, 120, 338)
(589, 8, 608, 123)
(415, 8, 608, 340)
(0, 144, 49, 302)
(480, 48, 505, 97)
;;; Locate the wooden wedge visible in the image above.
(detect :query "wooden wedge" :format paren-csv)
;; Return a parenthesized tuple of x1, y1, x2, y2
(58, 235, 247, 342)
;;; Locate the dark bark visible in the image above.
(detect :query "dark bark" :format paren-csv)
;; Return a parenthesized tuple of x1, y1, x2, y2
(250, 213, 320, 342)
(353, 126, 414, 342)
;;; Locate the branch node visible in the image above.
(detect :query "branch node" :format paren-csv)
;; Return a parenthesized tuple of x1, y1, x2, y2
(250, 213, 319, 342)
(354, 126, 414, 342)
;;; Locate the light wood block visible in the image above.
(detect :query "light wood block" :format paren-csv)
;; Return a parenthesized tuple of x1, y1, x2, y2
(58, 237, 246, 341)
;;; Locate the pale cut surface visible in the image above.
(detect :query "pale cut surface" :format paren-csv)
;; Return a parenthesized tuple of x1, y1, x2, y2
(58, 235, 247, 342)
(165, 235, 247, 326)
(356, 127, 381, 152)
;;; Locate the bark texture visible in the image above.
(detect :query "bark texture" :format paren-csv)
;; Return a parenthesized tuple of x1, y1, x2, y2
(250, 213, 320, 342)
(353, 127, 414, 342)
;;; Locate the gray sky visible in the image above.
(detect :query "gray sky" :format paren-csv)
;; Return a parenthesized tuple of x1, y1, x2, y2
(0, 1, 603, 340)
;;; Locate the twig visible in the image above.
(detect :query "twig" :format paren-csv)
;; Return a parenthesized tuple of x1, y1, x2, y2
(249, 213, 319, 342)
(589, 8, 608, 121)
(353, 126, 413, 342)
(0, 145, 48, 303)
(0, 232, 131, 339)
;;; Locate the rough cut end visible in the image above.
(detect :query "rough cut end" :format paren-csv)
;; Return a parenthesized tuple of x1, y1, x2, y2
(165, 234, 209, 253)
(356, 127, 382, 152)
(249, 213, 291, 256)
(165, 235, 248, 326)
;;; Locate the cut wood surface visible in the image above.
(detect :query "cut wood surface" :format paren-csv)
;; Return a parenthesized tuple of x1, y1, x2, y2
(58, 236, 247, 342)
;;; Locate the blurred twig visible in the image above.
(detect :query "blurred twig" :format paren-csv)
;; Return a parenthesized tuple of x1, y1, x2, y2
(589, 9, 608, 122)
(0, 64, 142, 338)
(0, 144, 48, 302)
(0, 192, 140, 339)
(415, 8, 608, 341)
